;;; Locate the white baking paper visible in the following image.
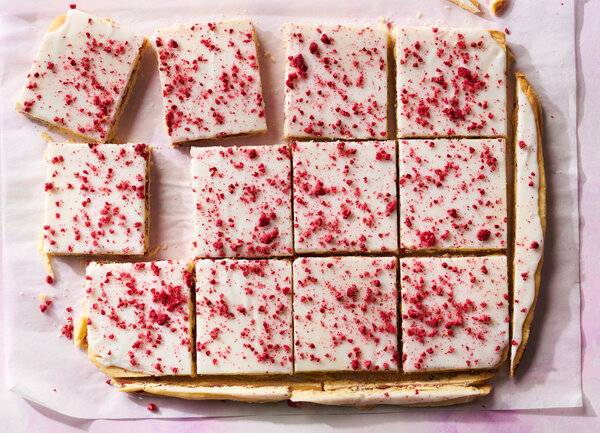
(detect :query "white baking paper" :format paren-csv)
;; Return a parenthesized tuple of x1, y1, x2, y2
(0, 0, 581, 418)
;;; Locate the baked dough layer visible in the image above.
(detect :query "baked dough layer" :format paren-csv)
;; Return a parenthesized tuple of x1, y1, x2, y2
(110, 371, 494, 406)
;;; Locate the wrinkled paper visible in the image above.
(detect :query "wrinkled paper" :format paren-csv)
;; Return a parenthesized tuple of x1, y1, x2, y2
(0, 0, 580, 418)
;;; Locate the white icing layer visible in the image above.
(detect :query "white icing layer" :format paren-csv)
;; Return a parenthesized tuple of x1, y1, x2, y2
(86, 260, 193, 375)
(400, 256, 509, 372)
(395, 27, 506, 137)
(291, 386, 485, 406)
(191, 145, 292, 258)
(283, 24, 388, 139)
(292, 141, 397, 253)
(293, 257, 398, 372)
(195, 259, 293, 374)
(399, 138, 507, 250)
(511, 80, 544, 366)
(119, 382, 291, 402)
(153, 20, 266, 143)
(17, 9, 146, 142)
(43, 142, 148, 255)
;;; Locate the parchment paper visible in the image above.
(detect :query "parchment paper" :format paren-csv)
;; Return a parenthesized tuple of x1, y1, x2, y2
(0, 0, 581, 418)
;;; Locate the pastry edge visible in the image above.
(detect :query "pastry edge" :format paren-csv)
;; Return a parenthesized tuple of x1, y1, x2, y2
(510, 72, 546, 376)
(109, 375, 493, 406)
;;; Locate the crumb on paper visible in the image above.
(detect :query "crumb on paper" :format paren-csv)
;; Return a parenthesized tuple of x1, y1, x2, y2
(61, 316, 74, 341)
(147, 246, 161, 257)
(40, 132, 54, 143)
(162, 244, 168, 250)
(446, 0, 480, 14)
(490, 0, 508, 15)
(39, 293, 46, 303)
(263, 50, 276, 62)
(417, 12, 423, 18)
(377, 16, 393, 29)
(39, 299, 52, 313)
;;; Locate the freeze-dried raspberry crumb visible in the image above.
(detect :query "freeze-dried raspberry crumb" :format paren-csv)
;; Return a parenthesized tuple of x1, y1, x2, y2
(477, 229, 491, 241)
(419, 231, 436, 247)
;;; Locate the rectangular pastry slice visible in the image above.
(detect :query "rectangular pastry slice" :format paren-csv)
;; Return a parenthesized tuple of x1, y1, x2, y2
(395, 27, 507, 138)
(153, 20, 267, 144)
(400, 256, 509, 373)
(290, 384, 490, 407)
(399, 138, 507, 251)
(293, 141, 397, 254)
(191, 145, 292, 258)
(195, 259, 293, 374)
(511, 73, 545, 376)
(283, 24, 388, 140)
(43, 142, 150, 255)
(293, 256, 398, 372)
(16, 9, 147, 143)
(86, 260, 194, 376)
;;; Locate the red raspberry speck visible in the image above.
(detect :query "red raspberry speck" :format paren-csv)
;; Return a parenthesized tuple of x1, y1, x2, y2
(147, 403, 157, 412)
(477, 229, 491, 241)
(45, 275, 53, 284)
(419, 231, 436, 247)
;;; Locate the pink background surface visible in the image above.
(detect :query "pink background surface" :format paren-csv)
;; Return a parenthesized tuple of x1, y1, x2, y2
(1, 0, 599, 431)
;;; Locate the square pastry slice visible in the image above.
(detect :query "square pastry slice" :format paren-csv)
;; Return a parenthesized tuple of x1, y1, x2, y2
(293, 257, 398, 372)
(400, 256, 509, 373)
(43, 142, 150, 255)
(395, 27, 507, 138)
(191, 145, 292, 258)
(86, 260, 194, 376)
(399, 138, 507, 251)
(293, 141, 397, 253)
(16, 9, 147, 142)
(283, 24, 388, 140)
(153, 20, 266, 144)
(195, 259, 293, 374)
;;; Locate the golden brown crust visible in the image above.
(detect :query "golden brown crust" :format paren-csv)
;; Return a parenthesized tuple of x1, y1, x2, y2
(446, 0, 480, 14)
(73, 314, 87, 348)
(510, 73, 545, 376)
(47, 13, 66, 32)
(490, 0, 508, 16)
